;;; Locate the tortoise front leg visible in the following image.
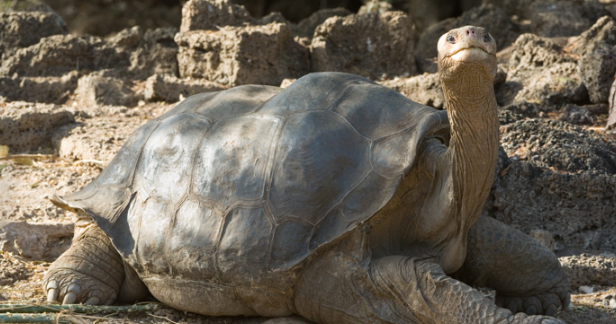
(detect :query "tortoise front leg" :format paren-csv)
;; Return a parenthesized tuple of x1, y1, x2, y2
(452, 216, 570, 316)
(43, 220, 149, 304)
(295, 248, 564, 324)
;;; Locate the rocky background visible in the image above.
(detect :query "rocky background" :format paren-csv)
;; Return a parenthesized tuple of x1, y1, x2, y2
(1, 0, 616, 323)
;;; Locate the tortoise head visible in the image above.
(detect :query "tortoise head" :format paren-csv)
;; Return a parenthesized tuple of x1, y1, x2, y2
(437, 26, 497, 88)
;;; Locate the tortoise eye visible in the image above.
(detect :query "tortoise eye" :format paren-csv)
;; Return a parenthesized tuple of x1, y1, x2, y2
(482, 33, 490, 42)
(447, 34, 456, 44)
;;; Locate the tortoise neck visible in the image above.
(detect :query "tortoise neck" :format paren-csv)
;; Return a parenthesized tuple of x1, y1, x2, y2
(443, 80, 500, 235)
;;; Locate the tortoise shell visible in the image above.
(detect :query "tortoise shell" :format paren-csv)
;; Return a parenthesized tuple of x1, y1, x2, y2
(55, 72, 448, 287)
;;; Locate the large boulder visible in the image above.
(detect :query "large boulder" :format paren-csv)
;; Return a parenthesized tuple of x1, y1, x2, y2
(74, 73, 138, 107)
(0, 34, 129, 77)
(0, 9, 66, 59)
(310, 11, 416, 79)
(0, 72, 78, 104)
(180, 0, 287, 32)
(567, 17, 616, 104)
(176, 23, 309, 86)
(496, 34, 586, 107)
(111, 26, 181, 79)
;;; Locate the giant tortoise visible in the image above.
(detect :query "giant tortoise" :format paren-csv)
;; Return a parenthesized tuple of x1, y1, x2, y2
(44, 26, 570, 323)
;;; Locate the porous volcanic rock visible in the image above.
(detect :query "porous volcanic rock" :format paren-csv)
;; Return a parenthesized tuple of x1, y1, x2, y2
(0, 71, 78, 104)
(559, 253, 616, 289)
(529, 1, 609, 38)
(176, 23, 309, 86)
(0, 9, 66, 59)
(126, 27, 180, 79)
(75, 73, 138, 107)
(567, 17, 616, 104)
(310, 11, 416, 79)
(496, 34, 586, 107)
(180, 0, 253, 32)
(486, 119, 616, 253)
(144, 74, 228, 102)
(180, 0, 287, 33)
(378, 73, 444, 109)
(0, 34, 129, 77)
(0, 101, 74, 152)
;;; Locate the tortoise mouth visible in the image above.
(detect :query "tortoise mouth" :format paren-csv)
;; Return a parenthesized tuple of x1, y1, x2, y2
(448, 46, 491, 62)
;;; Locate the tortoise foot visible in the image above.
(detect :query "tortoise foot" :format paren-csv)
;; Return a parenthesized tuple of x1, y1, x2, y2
(496, 285, 570, 317)
(43, 224, 125, 305)
(44, 269, 117, 305)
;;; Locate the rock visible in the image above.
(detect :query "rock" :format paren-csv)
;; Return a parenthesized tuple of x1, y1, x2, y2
(310, 11, 416, 79)
(0, 220, 73, 261)
(559, 104, 597, 125)
(180, 0, 286, 32)
(566, 16, 616, 56)
(176, 22, 309, 86)
(291, 8, 351, 39)
(0, 34, 129, 77)
(379, 73, 444, 108)
(509, 62, 587, 106)
(559, 253, 616, 289)
(578, 42, 616, 104)
(415, 5, 520, 66)
(128, 27, 180, 79)
(486, 120, 616, 252)
(144, 74, 227, 102)
(565, 17, 616, 104)
(529, 1, 609, 38)
(0, 71, 78, 104)
(0, 102, 74, 152)
(529, 229, 556, 252)
(109, 26, 143, 49)
(0, 10, 67, 59)
(496, 34, 585, 106)
(75, 73, 138, 107)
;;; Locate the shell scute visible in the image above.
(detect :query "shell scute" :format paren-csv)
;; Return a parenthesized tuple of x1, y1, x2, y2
(191, 115, 282, 211)
(218, 206, 273, 283)
(133, 114, 212, 206)
(268, 110, 371, 226)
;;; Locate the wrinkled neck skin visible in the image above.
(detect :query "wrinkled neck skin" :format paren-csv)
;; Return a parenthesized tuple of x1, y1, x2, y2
(366, 61, 500, 274)
(437, 64, 500, 272)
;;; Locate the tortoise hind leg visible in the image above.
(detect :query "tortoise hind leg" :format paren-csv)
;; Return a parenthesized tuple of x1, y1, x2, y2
(452, 216, 570, 316)
(295, 248, 564, 323)
(43, 220, 149, 305)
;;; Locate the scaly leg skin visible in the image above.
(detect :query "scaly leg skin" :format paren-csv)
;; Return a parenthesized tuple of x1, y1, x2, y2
(295, 249, 564, 324)
(452, 216, 570, 316)
(43, 220, 149, 305)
